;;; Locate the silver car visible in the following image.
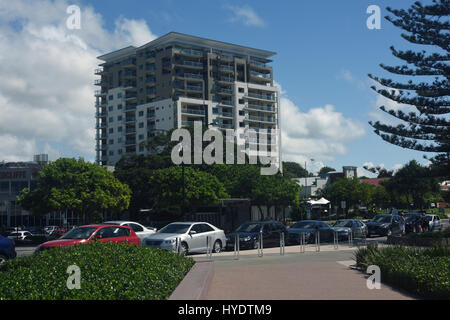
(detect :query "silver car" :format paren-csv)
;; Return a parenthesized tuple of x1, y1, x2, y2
(142, 222, 226, 255)
(426, 215, 442, 231)
(102, 221, 156, 242)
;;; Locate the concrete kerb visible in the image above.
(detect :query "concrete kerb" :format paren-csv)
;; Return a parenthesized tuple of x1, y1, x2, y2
(169, 261, 214, 300)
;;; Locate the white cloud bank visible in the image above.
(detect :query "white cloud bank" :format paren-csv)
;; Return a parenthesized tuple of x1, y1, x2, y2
(277, 83, 365, 172)
(0, 0, 156, 162)
(224, 4, 265, 27)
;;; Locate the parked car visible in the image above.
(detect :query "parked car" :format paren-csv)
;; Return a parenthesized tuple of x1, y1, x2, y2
(102, 221, 156, 242)
(0, 235, 16, 264)
(426, 215, 442, 231)
(35, 224, 140, 253)
(7, 230, 33, 242)
(288, 220, 334, 244)
(48, 228, 66, 240)
(404, 212, 423, 233)
(331, 219, 367, 240)
(366, 214, 404, 237)
(225, 221, 289, 250)
(142, 222, 226, 255)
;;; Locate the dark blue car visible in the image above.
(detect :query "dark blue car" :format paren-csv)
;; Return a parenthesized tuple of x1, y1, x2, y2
(0, 235, 17, 264)
(225, 221, 289, 250)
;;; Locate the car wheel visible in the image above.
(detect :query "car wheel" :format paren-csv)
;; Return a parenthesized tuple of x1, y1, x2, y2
(386, 229, 392, 236)
(0, 254, 7, 265)
(180, 242, 189, 256)
(213, 240, 222, 253)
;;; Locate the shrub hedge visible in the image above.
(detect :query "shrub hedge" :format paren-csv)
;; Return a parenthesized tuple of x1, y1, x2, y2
(0, 242, 195, 300)
(408, 227, 450, 239)
(354, 244, 450, 299)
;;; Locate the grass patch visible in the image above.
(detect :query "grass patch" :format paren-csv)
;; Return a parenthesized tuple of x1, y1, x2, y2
(0, 242, 195, 300)
(354, 244, 450, 299)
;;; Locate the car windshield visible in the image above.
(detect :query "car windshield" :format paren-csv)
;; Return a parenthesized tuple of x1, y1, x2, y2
(333, 220, 352, 227)
(60, 227, 97, 240)
(291, 221, 317, 229)
(372, 216, 392, 223)
(158, 224, 190, 234)
(426, 216, 432, 221)
(235, 223, 262, 233)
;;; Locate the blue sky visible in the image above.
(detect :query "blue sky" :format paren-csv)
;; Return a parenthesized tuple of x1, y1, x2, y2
(0, 0, 431, 175)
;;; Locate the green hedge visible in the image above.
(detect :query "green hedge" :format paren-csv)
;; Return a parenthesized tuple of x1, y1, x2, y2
(0, 242, 195, 300)
(407, 227, 450, 239)
(354, 244, 450, 299)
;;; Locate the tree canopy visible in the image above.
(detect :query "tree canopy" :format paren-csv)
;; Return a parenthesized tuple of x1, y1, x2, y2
(368, 0, 450, 179)
(18, 158, 131, 223)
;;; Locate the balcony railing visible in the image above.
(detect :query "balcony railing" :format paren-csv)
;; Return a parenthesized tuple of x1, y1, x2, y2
(94, 79, 102, 85)
(181, 60, 203, 68)
(218, 100, 233, 106)
(175, 46, 203, 57)
(247, 104, 275, 112)
(95, 90, 107, 96)
(219, 65, 234, 72)
(125, 139, 136, 145)
(124, 71, 136, 77)
(250, 71, 271, 79)
(217, 88, 233, 95)
(248, 115, 276, 123)
(217, 76, 233, 83)
(247, 92, 275, 101)
(125, 116, 136, 122)
(147, 112, 155, 118)
(182, 108, 205, 115)
(183, 73, 203, 79)
(125, 128, 136, 134)
(94, 68, 103, 75)
(125, 93, 137, 99)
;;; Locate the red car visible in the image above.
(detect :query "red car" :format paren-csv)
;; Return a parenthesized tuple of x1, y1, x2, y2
(35, 224, 140, 252)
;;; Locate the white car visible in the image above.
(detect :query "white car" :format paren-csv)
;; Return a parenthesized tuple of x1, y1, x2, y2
(426, 215, 442, 231)
(142, 222, 227, 255)
(102, 221, 156, 242)
(44, 226, 59, 234)
(7, 231, 33, 241)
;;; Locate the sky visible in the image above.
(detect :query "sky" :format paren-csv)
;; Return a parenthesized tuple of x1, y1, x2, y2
(0, 0, 436, 177)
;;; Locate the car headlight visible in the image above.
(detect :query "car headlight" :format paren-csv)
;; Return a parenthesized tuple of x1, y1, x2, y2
(163, 239, 176, 244)
(242, 236, 251, 241)
(338, 230, 349, 234)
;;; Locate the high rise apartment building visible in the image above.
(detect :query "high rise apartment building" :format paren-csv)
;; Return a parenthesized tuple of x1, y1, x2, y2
(95, 32, 281, 168)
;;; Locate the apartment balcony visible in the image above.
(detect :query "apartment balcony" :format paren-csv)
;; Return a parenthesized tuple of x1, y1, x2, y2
(96, 100, 107, 107)
(96, 122, 107, 129)
(121, 58, 136, 67)
(215, 111, 233, 119)
(216, 88, 233, 96)
(249, 60, 271, 72)
(125, 93, 137, 101)
(176, 73, 203, 80)
(181, 108, 205, 116)
(217, 122, 234, 129)
(94, 79, 102, 86)
(218, 100, 233, 106)
(247, 104, 276, 113)
(175, 60, 203, 69)
(246, 92, 275, 102)
(174, 46, 203, 57)
(95, 111, 107, 118)
(219, 54, 233, 61)
(95, 90, 107, 97)
(247, 115, 276, 123)
(218, 65, 234, 73)
(124, 71, 137, 78)
(217, 76, 234, 83)
(145, 52, 156, 60)
(95, 133, 107, 140)
(125, 104, 137, 111)
(94, 68, 104, 75)
(95, 144, 107, 152)
(182, 120, 196, 127)
(147, 112, 155, 119)
(124, 139, 136, 146)
(124, 116, 136, 123)
(123, 82, 137, 90)
(125, 128, 136, 134)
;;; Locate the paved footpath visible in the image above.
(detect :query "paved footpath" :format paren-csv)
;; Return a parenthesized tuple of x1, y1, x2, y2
(196, 245, 416, 300)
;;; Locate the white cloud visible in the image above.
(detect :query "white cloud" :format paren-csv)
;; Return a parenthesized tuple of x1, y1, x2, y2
(279, 85, 365, 167)
(224, 5, 265, 27)
(0, 0, 157, 162)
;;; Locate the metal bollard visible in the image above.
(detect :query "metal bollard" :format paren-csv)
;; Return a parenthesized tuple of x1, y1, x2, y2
(348, 230, 353, 247)
(258, 229, 263, 257)
(206, 236, 212, 259)
(299, 232, 305, 253)
(234, 234, 240, 260)
(175, 237, 181, 254)
(280, 232, 285, 256)
(333, 230, 339, 250)
(315, 230, 320, 252)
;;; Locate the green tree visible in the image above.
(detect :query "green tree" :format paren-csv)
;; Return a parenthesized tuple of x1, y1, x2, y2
(282, 161, 312, 179)
(383, 160, 440, 209)
(368, 0, 450, 179)
(148, 166, 229, 217)
(18, 158, 131, 223)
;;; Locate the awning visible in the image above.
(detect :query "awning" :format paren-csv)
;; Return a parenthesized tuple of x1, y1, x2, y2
(307, 197, 330, 205)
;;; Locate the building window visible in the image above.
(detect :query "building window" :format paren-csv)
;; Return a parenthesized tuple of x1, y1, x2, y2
(109, 128, 114, 133)
(139, 134, 144, 140)
(238, 87, 244, 93)
(117, 115, 122, 121)
(109, 95, 113, 100)
(139, 122, 144, 128)
(138, 111, 144, 117)
(109, 117, 113, 122)
(118, 104, 122, 110)
(108, 139, 114, 144)
(108, 106, 113, 111)
(139, 146, 144, 152)
(109, 150, 114, 156)
(118, 149, 123, 154)
(117, 93, 122, 98)
(118, 126, 122, 132)
(238, 99, 244, 104)
(118, 137, 122, 143)
(239, 110, 245, 116)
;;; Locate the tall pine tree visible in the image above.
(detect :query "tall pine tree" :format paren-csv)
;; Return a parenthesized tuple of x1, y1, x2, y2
(368, 0, 449, 179)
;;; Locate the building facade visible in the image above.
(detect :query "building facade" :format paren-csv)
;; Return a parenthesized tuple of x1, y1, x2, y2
(0, 160, 43, 227)
(95, 32, 281, 168)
